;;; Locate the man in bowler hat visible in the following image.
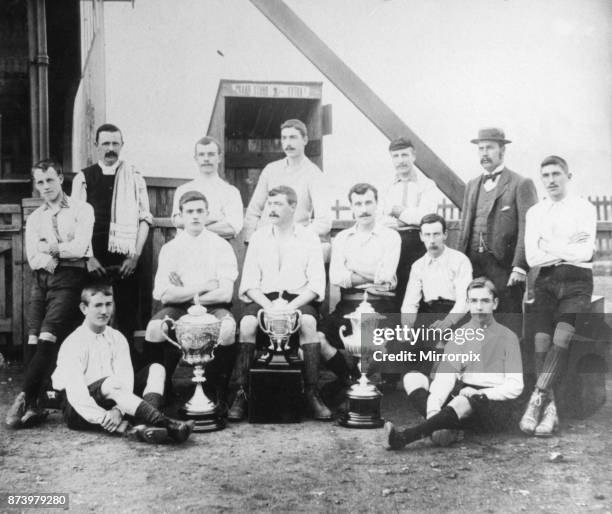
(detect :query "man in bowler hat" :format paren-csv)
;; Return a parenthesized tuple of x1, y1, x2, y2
(457, 128, 537, 333)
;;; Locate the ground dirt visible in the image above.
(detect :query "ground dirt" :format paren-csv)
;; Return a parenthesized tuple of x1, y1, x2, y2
(1, 277, 611, 513)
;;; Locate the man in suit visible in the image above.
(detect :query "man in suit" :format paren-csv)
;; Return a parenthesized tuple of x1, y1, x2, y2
(457, 128, 537, 332)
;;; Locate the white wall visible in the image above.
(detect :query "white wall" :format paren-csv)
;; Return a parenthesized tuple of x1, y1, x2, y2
(104, 0, 612, 204)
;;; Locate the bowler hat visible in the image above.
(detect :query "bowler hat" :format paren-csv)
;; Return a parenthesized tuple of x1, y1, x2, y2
(470, 127, 511, 145)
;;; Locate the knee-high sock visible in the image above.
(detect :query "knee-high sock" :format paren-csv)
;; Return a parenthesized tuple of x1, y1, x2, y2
(536, 344, 568, 392)
(399, 406, 460, 444)
(407, 388, 429, 418)
(22, 339, 58, 404)
(534, 333, 552, 376)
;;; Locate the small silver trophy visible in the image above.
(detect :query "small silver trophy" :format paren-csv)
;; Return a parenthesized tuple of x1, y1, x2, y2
(257, 293, 302, 366)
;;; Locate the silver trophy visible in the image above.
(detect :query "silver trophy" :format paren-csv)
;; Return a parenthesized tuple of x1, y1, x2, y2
(338, 292, 385, 428)
(161, 296, 225, 432)
(257, 293, 302, 366)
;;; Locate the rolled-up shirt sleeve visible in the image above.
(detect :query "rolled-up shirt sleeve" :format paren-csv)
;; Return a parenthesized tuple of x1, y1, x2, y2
(243, 168, 270, 241)
(113, 335, 134, 393)
(58, 202, 94, 259)
(239, 234, 263, 301)
(152, 244, 173, 301)
(373, 229, 400, 286)
(525, 205, 559, 267)
(401, 263, 423, 313)
(25, 210, 55, 271)
(70, 171, 87, 201)
(225, 186, 244, 235)
(309, 174, 332, 239)
(217, 239, 239, 283)
(449, 257, 473, 314)
(305, 233, 325, 301)
(329, 231, 352, 289)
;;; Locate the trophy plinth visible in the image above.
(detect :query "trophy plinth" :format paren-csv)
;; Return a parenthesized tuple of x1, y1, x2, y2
(338, 292, 385, 429)
(338, 372, 384, 429)
(162, 298, 226, 432)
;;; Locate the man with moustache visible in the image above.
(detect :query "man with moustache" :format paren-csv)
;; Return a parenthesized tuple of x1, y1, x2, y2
(381, 137, 439, 308)
(519, 156, 596, 437)
(6, 160, 93, 428)
(457, 128, 537, 332)
(171, 136, 243, 239)
(144, 191, 238, 414)
(318, 183, 401, 390)
(71, 124, 153, 349)
(400, 213, 473, 374)
(229, 186, 331, 420)
(243, 119, 330, 247)
(384, 278, 524, 450)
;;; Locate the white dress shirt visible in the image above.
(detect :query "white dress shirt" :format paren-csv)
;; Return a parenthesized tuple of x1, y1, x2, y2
(380, 172, 439, 229)
(243, 157, 331, 241)
(525, 194, 596, 269)
(329, 222, 401, 289)
(25, 194, 94, 271)
(52, 324, 133, 425)
(481, 162, 505, 193)
(153, 229, 238, 301)
(172, 175, 244, 236)
(401, 246, 473, 314)
(239, 224, 325, 302)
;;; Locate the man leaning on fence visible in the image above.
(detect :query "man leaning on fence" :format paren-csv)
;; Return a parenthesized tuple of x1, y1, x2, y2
(6, 160, 94, 429)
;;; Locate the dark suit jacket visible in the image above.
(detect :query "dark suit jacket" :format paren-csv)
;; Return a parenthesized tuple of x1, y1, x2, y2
(457, 167, 538, 271)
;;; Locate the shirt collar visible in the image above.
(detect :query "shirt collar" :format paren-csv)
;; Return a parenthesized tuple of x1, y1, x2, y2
(82, 323, 111, 340)
(41, 193, 70, 211)
(346, 220, 383, 237)
(393, 171, 419, 184)
(98, 160, 121, 175)
(484, 163, 505, 177)
(427, 246, 447, 265)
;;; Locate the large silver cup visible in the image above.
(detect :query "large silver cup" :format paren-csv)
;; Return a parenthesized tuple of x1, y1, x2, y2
(338, 292, 384, 429)
(161, 302, 225, 432)
(257, 297, 302, 366)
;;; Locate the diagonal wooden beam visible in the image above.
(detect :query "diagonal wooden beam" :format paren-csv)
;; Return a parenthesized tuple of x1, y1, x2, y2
(250, 0, 465, 205)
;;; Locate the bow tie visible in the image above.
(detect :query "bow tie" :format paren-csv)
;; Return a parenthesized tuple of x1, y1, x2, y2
(483, 170, 502, 183)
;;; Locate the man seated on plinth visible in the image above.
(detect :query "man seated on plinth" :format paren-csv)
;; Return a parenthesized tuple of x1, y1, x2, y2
(144, 191, 238, 414)
(228, 185, 331, 421)
(384, 278, 523, 450)
(400, 213, 473, 374)
(51, 283, 194, 444)
(318, 183, 401, 392)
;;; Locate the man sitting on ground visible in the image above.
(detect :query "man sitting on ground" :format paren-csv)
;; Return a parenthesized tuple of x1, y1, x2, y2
(51, 283, 194, 444)
(384, 278, 523, 450)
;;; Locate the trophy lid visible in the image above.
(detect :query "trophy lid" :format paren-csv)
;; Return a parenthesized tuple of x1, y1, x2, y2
(177, 295, 221, 326)
(344, 291, 376, 320)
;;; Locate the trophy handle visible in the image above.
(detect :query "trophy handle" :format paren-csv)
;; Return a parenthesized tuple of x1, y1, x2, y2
(160, 316, 182, 350)
(339, 324, 350, 347)
(256, 309, 267, 333)
(289, 310, 302, 335)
